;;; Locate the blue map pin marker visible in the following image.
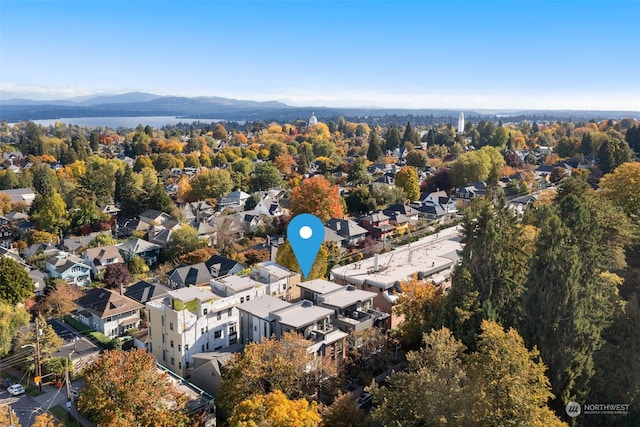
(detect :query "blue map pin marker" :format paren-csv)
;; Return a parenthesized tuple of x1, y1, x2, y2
(287, 213, 324, 279)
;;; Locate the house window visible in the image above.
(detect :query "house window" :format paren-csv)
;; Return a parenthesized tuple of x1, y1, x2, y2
(178, 344, 181, 352)
(228, 308, 233, 316)
(171, 357, 174, 365)
(203, 308, 208, 315)
(201, 327, 205, 335)
(162, 350, 166, 361)
(206, 343, 209, 350)
(161, 316, 165, 326)
(217, 312, 221, 320)
(170, 340, 174, 348)
(186, 361, 190, 369)
(240, 297, 245, 303)
(246, 296, 250, 301)
(169, 322, 173, 331)
(185, 344, 189, 351)
(229, 323, 237, 333)
(178, 362, 182, 369)
(201, 344, 205, 352)
(214, 330, 222, 339)
(162, 334, 165, 343)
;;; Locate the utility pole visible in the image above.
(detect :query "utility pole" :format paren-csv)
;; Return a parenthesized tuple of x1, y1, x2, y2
(34, 317, 42, 393)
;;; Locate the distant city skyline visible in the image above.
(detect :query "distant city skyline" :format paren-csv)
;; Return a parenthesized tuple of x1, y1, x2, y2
(1, 0, 639, 111)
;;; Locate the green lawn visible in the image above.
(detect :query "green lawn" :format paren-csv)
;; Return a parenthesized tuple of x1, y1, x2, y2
(50, 405, 81, 427)
(63, 315, 111, 347)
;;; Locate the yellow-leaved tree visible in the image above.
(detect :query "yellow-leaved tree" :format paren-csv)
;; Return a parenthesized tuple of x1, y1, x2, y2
(228, 389, 320, 427)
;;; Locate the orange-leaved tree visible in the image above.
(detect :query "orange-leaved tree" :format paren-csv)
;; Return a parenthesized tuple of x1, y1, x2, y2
(78, 349, 191, 427)
(291, 176, 343, 223)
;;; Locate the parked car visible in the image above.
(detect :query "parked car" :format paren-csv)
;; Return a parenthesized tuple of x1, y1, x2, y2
(356, 392, 374, 410)
(7, 384, 25, 396)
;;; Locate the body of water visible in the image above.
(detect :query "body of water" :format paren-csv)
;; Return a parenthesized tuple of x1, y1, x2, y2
(25, 116, 230, 128)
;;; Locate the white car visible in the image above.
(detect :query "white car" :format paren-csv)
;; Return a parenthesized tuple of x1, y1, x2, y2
(7, 384, 25, 396)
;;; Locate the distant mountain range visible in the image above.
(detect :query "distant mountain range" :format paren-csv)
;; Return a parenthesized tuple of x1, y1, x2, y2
(0, 91, 638, 123)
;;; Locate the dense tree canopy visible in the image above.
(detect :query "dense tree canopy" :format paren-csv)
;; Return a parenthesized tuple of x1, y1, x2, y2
(291, 176, 343, 223)
(79, 349, 191, 427)
(229, 390, 320, 427)
(0, 257, 34, 305)
(369, 322, 565, 427)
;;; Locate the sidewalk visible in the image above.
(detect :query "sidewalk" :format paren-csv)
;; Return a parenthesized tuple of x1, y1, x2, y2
(30, 381, 92, 427)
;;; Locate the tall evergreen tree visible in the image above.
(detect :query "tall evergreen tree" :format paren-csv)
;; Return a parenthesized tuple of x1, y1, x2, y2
(385, 125, 402, 152)
(521, 179, 620, 409)
(367, 131, 383, 161)
(442, 198, 530, 347)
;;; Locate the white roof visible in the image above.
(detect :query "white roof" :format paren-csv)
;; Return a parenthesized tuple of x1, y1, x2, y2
(297, 279, 342, 294)
(331, 225, 462, 289)
(168, 286, 216, 303)
(271, 300, 334, 329)
(218, 275, 262, 292)
(318, 286, 377, 309)
(237, 294, 290, 320)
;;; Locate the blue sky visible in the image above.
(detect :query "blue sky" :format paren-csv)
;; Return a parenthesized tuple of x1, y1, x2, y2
(1, 0, 639, 110)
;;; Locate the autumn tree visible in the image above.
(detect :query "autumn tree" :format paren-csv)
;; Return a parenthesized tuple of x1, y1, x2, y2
(276, 241, 328, 280)
(218, 333, 317, 416)
(13, 315, 63, 357)
(79, 349, 191, 427)
(0, 256, 34, 305)
(228, 390, 321, 427)
(450, 146, 505, 187)
(392, 277, 445, 348)
(30, 190, 68, 234)
(31, 412, 61, 427)
(38, 279, 83, 319)
(0, 302, 30, 357)
(291, 176, 343, 223)
(369, 323, 566, 427)
(0, 404, 22, 427)
(598, 161, 640, 221)
(394, 166, 420, 201)
(405, 150, 428, 169)
(179, 247, 217, 265)
(169, 224, 206, 258)
(319, 393, 367, 427)
(189, 168, 234, 200)
(103, 263, 132, 290)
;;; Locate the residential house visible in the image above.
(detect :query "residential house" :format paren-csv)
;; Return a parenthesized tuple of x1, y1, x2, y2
(359, 212, 395, 240)
(204, 255, 245, 278)
(508, 193, 538, 216)
(325, 218, 368, 247)
(118, 238, 162, 266)
(147, 284, 266, 377)
(124, 280, 170, 305)
(383, 204, 420, 234)
(0, 188, 36, 206)
(83, 245, 125, 278)
(139, 209, 177, 227)
(237, 295, 348, 364)
(190, 221, 217, 247)
(167, 263, 213, 290)
(254, 196, 284, 217)
(45, 251, 92, 286)
(226, 190, 251, 208)
(0, 219, 13, 248)
(252, 261, 301, 300)
(183, 201, 215, 224)
(456, 182, 488, 202)
(209, 215, 244, 244)
(75, 288, 143, 337)
(297, 280, 378, 332)
(62, 232, 110, 254)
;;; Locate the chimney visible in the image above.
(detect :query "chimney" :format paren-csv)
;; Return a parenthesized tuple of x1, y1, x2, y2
(374, 253, 379, 272)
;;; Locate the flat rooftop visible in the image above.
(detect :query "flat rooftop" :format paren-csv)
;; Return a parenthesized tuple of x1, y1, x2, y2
(331, 225, 462, 289)
(297, 279, 343, 294)
(237, 294, 291, 320)
(271, 300, 334, 329)
(319, 285, 377, 309)
(216, 275, 262, 292)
